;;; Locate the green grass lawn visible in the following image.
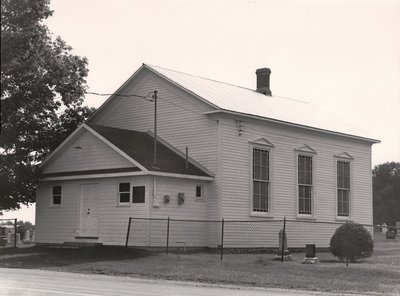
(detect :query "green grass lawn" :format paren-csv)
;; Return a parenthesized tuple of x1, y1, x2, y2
(1, 245, 399, 295)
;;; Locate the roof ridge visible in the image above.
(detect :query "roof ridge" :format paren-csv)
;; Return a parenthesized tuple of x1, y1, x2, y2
(272, 94, 309, 104)
(145, 64, 310, 104)
(144, 63, 257, 92)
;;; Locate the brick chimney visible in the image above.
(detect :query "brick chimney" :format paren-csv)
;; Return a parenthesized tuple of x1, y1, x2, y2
(256, 68, 272, 96)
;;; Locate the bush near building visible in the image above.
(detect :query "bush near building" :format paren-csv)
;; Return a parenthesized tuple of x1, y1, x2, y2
(330, 222, 373, 262)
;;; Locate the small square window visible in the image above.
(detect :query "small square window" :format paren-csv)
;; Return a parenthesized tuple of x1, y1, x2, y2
(132, 186, 145, 203)
(51, 186, 62, 206)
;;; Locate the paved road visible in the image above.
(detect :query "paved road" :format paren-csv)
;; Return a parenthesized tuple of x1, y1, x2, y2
(0, 268, 362, 296)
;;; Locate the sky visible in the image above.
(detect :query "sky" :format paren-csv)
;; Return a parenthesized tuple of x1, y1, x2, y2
(2, 0, 399, 223)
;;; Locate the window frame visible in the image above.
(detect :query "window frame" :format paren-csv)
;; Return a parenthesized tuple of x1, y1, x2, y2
(250, 144, 274, 217)
(195, 184, 205, 201)
(132, 185, 146, 204)
(335, 157, 353, 219)
(118, 182, 131, 206)
(295, 149, 317, 219)
(50, 185, 62, 207)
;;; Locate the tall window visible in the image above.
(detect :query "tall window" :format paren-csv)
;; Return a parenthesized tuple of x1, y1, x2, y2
(118, 182, 131, 204)
(195, 185, 204, 201)
(298, 155, 313, 215)
(51, 186, 62, 206)
(253, 148, 270, 212)
(337, 161, 350, 217)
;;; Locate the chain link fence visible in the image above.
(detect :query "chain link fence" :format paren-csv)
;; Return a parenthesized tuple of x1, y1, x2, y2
(125, 217, 400, 266)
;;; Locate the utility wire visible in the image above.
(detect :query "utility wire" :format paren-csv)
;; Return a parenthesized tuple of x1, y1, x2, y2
(157, 95, 206, 117)
(85, 91, 153, 101)
(83, 90, 218, 122)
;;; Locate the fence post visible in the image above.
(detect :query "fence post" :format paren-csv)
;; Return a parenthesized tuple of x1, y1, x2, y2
(166, 216, 170, 254)
(220, 218, 225, 261)
(345, 219, 349, 267)
(14, 219, 17, 248)
(125, 217, 132, 248)
(281, 216, 286, 263)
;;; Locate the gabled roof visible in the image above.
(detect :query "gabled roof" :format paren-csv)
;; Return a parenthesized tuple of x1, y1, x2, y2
(144, 64, 379, 143)
(89, 125, 211, 177)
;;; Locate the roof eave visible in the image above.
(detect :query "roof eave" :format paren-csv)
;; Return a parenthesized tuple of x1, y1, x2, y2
(39, 124, 86, 169)
(40, 170, 214, 182)
(148, 171, 214, 181)
(204, 109, 381, 144)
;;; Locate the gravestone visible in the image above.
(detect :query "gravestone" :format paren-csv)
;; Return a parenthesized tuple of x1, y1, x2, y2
(22, 230, 31, 243)
(274, 229, 292, 261)
(382, 223, 388, 234)
(386, 230, 396, 239)
(302, 244, 319, 264)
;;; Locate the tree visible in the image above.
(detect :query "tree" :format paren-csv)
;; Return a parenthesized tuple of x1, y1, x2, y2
(1, 0, 94, 212)
(373, 162, 400, 226)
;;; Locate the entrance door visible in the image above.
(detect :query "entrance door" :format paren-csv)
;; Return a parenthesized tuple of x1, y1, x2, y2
(79, 183, 99, 237)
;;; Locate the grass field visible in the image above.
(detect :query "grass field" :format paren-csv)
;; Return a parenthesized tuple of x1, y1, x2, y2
(0, 234, 399, 295)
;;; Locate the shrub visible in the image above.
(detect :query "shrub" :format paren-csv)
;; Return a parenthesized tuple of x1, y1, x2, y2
(330, 222, 373, 262)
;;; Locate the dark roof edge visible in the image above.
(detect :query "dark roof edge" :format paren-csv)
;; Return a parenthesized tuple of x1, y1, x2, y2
(146, 130, 215, 177)
(41, 167, 141, 178)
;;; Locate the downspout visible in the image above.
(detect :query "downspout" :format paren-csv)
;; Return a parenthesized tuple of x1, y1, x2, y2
(152, 175, 158, 208)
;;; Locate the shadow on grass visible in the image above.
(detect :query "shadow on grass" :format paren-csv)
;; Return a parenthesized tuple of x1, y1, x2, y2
(0, 245, 151, 269)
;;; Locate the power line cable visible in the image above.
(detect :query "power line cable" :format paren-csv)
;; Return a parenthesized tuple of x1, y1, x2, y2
(85, 91, 153, 101)
(157, 95, 219, 123)
(81, 90, 219, 122)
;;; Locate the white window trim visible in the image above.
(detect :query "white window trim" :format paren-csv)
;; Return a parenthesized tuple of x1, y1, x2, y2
(195, 184, 206, 202)
(295, 148, 317, 219)
(249, 143, 274, 217)
(334, 156, 353, 220)
(50, 185, 62, 207)
(117, 181, 131, 206)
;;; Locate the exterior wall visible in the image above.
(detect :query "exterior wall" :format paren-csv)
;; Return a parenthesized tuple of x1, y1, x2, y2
(217, 115, 373, 247)
(35, 176, 210, 246)
(42, 129, 134, 174)
(36, 176, 149, 245)
(89, 69, 220, 246)
(141, 176, 209, 247)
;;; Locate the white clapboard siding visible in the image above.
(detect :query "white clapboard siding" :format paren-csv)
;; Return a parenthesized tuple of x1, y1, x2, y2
(43, 129, 134, 174)
(219, 116, 373, 227)
(90, 69, 220, 246)
(147, 177, 208, 247)
(98, 176, 149, 246)
(36, 176, 150, 245)
(35, 180, 80, 243)
(36, 176, 213, 246)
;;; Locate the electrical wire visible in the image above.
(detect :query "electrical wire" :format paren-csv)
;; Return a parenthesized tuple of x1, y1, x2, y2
(85, 91, 153, 101)
(157, 95, 208, 117)
(82, 90, 218, 122)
